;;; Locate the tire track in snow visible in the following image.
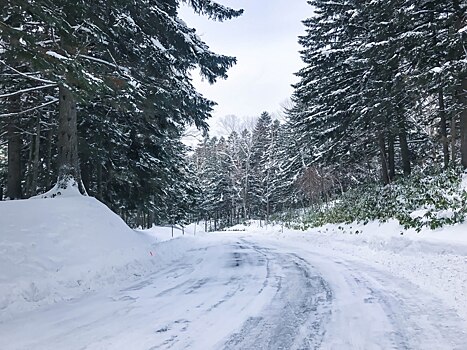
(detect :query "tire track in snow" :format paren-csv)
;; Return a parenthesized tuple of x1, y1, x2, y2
(223, 242, 333, 350)
(334, 259, 467, 350)
(255, 238, 467, 350)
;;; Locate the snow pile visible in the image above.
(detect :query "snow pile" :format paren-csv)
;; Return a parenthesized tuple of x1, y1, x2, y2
(33, 178, 85, 198)
(0, 196, 157, 321)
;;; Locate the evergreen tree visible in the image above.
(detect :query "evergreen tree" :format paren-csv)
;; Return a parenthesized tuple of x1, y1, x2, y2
(249, 111, 272, 218)
(290, 0, 467, 193)
(0, 0, 243, 227)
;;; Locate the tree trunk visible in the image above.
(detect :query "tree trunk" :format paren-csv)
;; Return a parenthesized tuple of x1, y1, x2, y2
(97, 161, 103, 199)
(56, 85, 86, 193)
(25, 133, 34, 196)
(266, 197, 270, 224)
(439, 89, 450, 168)
(460, 78, 467, 169)
(7, 119, 22, 199)
(451, 115, 457, 163)
(45, 114, 54, 189)
(379, 133, 390, 185)
(453, 0, 466, 168)
(31, 113, 41, 195)
(387, 133, 395, 181)
(81, 161, 91, 194)
(107, 157, 113, 202)
(149, 209, 155, 228)
(398, 116, 411, 176)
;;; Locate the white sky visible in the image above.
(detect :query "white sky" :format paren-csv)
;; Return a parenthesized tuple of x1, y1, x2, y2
(179, 1, 313, 135)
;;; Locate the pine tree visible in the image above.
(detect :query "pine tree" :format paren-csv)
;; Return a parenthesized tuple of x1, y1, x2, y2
(290, 0, 467, 191)
(1, 0, 243, 194)
(1, 0, 243, 227)
(249, 112, 272, 218)
(238, 128, 254, 219)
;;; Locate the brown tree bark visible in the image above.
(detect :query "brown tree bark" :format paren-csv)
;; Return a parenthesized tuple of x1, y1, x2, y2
(24, 133, 34, 196)
(45, 113, 54, 189)
(379, 133, 390, 185)
(7, 119, 22, 199)
(56, 85, 86, 194)
(30, 113, 41, 195)
(6, 94, 22, 199)
(398, 116, 411, 176)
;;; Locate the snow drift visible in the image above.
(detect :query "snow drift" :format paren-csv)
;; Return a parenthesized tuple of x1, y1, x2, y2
(0, 195, 155, 321)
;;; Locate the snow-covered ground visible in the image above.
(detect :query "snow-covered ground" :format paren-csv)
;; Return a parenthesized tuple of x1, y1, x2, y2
(237, 219, 467, 322)
(0, 194, 153, 321)
(1, 195, 467, 349)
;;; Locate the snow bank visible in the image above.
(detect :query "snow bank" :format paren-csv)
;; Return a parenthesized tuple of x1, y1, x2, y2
(0, 195, 213, 323)
(0, 196, 159, 321)
(230, 219, 467, 323)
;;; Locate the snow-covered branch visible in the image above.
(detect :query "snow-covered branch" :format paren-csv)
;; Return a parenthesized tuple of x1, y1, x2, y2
(0, 60, 57, 84)
(0, 84, 57, 99)
(78, 54, 128, 74)
(0, 99, 58, 118)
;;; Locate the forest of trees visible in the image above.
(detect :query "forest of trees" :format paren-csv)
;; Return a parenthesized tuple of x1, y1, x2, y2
(191, 112, 341, 230)
(1, 0, 466, 230)
(290, 0, 467, 181)
(191, 0, 467, 230)
(0, 0, 242, 227)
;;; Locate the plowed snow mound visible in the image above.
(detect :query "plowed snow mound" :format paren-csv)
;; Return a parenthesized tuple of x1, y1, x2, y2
(0, 196, 154, 320)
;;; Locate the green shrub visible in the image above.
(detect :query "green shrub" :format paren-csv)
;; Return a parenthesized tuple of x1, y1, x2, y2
(302, 165, 467, 232)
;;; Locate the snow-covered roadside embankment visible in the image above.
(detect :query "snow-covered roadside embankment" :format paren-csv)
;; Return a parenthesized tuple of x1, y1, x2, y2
(0, 195, 201, 322)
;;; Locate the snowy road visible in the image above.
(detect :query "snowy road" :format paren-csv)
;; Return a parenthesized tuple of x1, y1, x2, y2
(1, 235, 467, 350)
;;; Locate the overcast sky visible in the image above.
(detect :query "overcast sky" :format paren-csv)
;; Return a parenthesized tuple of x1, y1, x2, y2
(179, 1, 313, 135)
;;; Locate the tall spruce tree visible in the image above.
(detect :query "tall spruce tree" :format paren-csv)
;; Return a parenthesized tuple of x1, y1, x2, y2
(249, 112, 272, 218)
(290, 0, 467, 191)
(1, 0, 242, 189)
(1, 0, 243, 227)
